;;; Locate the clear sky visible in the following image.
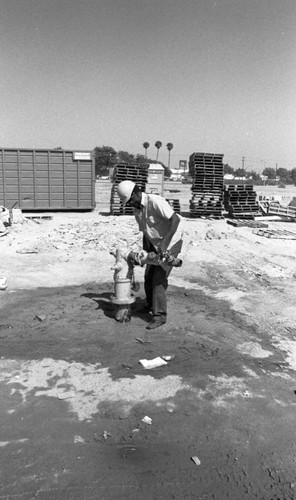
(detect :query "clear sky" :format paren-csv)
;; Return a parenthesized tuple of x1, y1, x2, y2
(1, 0, 295, 171)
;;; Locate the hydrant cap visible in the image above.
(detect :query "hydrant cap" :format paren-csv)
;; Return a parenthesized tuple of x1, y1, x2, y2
(117, 180, 135, 205)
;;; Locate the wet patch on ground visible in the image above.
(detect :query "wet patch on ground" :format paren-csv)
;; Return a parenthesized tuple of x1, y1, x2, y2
(1, 282, 296, 498)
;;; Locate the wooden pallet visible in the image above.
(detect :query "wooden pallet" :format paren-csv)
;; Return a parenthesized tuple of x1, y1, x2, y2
(189, 153, 224, 217)
(166, 199, 181, 214)
(110, 164, 149, 215)
(253, 228, 296, 239)
(227, 219, 269, 228)
(268, 204, 296, 217)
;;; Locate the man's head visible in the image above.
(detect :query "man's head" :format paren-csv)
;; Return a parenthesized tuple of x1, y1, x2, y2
(117, 181, 142, 208)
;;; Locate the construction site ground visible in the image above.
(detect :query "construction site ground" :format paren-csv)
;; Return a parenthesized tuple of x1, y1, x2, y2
(1, 181, 296, 499)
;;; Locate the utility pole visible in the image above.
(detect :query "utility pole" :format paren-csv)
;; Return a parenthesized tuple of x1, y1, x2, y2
(242, 156, 245, 170)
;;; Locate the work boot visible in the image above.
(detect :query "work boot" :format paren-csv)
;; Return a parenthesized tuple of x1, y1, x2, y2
(146, 315, 166, 330)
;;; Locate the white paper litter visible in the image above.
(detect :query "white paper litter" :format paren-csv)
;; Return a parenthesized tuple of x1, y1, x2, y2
(191, 456, 201, 466)
(142, 416, 152, 425)
(74, 435, 85, 444)
(57, 391, 76, 400)
(139, 357, 168, 369)
(0, 277, 7, 290)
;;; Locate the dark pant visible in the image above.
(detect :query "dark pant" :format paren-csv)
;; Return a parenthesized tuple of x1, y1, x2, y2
(143, 237, 171, 317)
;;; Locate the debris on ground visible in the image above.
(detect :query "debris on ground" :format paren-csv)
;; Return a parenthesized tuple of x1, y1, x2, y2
(122, 363, 133, 370)
(25, 215, 53, 221)
(135, 337, 151, 344)
(0, 277, 7, 290)
(139, 357, 168, 369)
(191, 456, 201, 466)
(11, 209, 25, 224)
(74, 435, 85, 444)
(0, 206, 10, 225)
(142, 416, 152, 425)
(35, 314, 47, 322)
(16, 246, 40, 254)
(205, 229, 222, 240)
(253, 228, 296, 239)
(57, 391, 76, 400)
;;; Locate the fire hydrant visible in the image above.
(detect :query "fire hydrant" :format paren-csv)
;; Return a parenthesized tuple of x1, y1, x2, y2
(110, 248, 137, 322)
(110, 245, 182, 322)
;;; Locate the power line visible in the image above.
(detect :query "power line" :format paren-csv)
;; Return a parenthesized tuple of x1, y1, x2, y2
(155, 151, 295, 163)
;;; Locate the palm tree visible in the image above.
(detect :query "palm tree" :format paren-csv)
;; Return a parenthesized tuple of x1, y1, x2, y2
(142, 142, 150, 158)
(155, 141, 162, 161)
(166, 142, 173, 170)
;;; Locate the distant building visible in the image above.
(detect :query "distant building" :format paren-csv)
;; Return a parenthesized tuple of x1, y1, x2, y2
(170, 167, 189, 180)
(224, 174, 247, 181)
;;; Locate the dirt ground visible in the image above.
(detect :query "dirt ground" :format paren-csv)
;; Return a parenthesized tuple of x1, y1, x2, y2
(1, 182, 296, 499)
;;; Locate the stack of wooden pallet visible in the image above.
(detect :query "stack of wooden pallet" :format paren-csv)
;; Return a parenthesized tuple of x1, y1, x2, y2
(110, 164, 148, 215)
(189, 152, 224, 218)
(223, 184, 260, 219)
(166, 199, 181, 214)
